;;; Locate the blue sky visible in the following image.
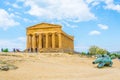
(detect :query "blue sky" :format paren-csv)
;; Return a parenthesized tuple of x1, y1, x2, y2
(0, 0, 120, 52)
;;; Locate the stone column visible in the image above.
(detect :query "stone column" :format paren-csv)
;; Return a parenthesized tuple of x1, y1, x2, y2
(26, 35, 29, 49)
(46, 33, 48, 48)
(29, 35, 32, 49)
(32, 34, 36, 51)
(38, 33, 42, 49)
(58, 33, 62, 48)
(52, 33, 55, 48)
(28, 35, 32, 52)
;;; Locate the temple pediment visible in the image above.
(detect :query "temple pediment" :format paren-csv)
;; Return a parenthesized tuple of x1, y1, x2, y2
(27, 23, 61, 29)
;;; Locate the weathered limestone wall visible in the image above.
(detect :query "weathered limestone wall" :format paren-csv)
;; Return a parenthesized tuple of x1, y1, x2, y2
(61, 33, 74, 51)
(26, 23, 74, 52)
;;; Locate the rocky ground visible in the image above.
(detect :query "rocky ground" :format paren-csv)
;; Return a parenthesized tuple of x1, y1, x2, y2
(0, 52, 120, 80)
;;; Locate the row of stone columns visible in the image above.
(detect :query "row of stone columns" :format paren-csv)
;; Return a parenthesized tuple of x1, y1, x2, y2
(26, 32, 62, 52)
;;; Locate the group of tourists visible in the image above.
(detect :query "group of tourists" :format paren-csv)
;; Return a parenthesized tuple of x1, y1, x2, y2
(27, 48, 38, 53)
(1, 48, 20, 52)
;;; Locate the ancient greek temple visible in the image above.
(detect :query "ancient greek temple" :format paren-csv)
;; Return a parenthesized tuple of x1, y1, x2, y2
(26, 23, 74, 52)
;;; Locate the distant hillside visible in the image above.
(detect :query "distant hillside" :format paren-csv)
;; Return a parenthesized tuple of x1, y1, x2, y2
(111, 51, 120, 54)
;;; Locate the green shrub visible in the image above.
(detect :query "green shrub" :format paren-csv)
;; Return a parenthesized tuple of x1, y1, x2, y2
(109, 53, 120, 59)
(116, 54, 120, 59)
(2, 48, 9, 52)
(81, 52, 86, 55)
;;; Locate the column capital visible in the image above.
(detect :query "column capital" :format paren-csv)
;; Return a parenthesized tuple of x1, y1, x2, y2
(32, 33, 36, 36)
(58, 32, 62, 34)
(45, 33, 48, 35)
(39, 33, 42, 35)
(27, 34, 31, 36)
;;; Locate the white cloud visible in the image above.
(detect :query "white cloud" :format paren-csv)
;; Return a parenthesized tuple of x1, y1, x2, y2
(85, 0, 94, 4)
(23, 18, 32, 22)
(5, 1, 21, 9)
(22, 0, 96, 22)
(98, 24, 109, 30)
(8, 8, 13, 12)
(85, 0, 120, 12)
(104, 0, 120, 12)
(92, 1, 100, 6)
(12, 3, 21, 8)
(61, 21, 79, 28)
(89, 30, 101, 35)
(0, 9, 19, 30)
(0, 37, 26, 51)
(85, 0, 100, 6)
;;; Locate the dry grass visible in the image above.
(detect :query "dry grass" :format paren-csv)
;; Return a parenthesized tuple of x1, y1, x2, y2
(0, 52, 120, 80)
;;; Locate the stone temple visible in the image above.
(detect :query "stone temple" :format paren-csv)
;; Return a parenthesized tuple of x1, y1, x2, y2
(26, 23, 74, 52)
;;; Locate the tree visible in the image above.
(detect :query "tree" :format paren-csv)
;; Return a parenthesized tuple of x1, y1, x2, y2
(89, 46, 108, 55)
